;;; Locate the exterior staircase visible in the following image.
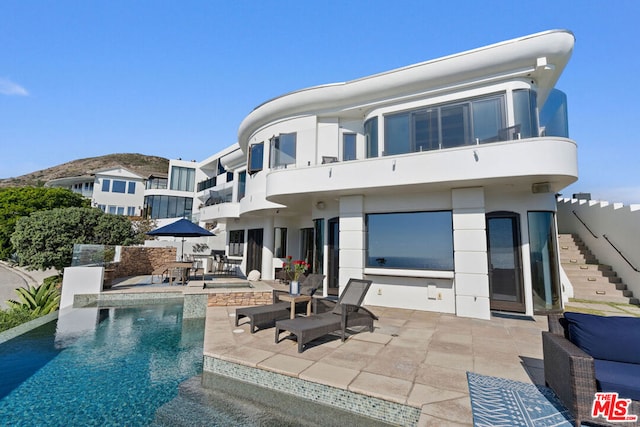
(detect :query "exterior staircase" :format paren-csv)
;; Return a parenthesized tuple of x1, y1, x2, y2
(559, 233, 639, 305)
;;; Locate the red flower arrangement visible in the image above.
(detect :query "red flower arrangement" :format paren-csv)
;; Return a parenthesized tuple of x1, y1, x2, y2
(284, 255, 310, 281)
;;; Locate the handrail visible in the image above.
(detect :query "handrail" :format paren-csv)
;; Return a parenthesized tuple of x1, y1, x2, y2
(572, 210, 598, 238)
(602, 234, 640, 273)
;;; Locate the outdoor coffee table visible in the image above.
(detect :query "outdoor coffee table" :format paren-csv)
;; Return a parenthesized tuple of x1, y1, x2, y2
(277, 294, 312, 319)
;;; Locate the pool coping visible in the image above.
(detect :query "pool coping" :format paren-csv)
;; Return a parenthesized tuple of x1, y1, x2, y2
(0, 311, 59, 344)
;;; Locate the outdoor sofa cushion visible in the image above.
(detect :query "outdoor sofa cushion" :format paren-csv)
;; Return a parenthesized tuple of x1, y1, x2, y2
(564, 312, 640, 364)
(594, 359, 640, 401)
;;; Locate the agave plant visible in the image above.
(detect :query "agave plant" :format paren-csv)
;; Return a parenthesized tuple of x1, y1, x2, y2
(7, 281, 61, 315)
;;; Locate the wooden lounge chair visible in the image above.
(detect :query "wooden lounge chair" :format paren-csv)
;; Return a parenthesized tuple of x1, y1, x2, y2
(234, 274, 325, 333)
(275, 278, 377, 353)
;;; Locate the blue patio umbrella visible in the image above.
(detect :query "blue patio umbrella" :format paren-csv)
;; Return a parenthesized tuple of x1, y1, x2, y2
(146, 218, 215, 260)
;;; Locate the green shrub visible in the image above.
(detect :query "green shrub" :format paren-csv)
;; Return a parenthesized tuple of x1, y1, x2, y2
(0, 307, 40, 332)
(6, 281, 60, 316)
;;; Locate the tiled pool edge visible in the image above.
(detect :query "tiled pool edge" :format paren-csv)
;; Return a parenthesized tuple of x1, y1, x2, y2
(202, 355, 421, 426)
(0, 311, 59, 344)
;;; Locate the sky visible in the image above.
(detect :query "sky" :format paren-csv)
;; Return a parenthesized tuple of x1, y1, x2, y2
(1, 1, 639, 204)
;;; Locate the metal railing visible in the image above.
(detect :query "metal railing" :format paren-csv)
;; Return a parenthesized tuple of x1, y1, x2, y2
(602, 234, 640, 273)
(572, 210, 598, 238)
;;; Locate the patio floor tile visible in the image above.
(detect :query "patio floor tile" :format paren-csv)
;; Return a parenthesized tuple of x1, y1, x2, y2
(299, 362, 360, 389)
(257, 353, 315, 376)
(348, 372, 413, 404)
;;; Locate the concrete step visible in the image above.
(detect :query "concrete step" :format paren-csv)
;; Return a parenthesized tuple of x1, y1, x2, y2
(563, 272, 622, 283)
(571, 282, 629, 294)
(561, 263, 612, 272)
(571, 293, 639, 305)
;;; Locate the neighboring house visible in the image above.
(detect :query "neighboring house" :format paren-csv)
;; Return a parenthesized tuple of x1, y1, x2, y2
(195, 29, 577, 320)
(46, 166, 146, 216)
(142, 158, 198, 221)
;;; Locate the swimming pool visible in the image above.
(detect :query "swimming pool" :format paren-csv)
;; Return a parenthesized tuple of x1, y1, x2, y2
(0, 302, 204, 426)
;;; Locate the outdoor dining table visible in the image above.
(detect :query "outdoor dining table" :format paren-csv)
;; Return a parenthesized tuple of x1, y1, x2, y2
(166, 262, 194, 285)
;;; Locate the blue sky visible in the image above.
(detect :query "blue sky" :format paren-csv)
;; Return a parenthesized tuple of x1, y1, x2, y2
(1, 1, 639, 204)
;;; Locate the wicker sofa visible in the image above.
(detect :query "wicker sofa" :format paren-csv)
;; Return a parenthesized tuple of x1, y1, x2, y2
(543, 313, 640, 426)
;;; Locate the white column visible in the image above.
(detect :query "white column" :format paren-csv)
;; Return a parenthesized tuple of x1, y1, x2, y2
(452, 187, 490, 320)
(339, 195, 365, 293)
(261, 216, 275, 280)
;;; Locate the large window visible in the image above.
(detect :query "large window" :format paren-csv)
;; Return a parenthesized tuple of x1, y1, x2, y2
(343, 133, 356, 161)
(366, 211, 454, 270)
(248, 143, 264, 174)
(229, 230, 244, 257)
(274, 228, 287, 258)
(383, 94, 507, 155)
(170, 166, 195, 192)
(270, 133, 296, 168)
(528, 211, 561, 312)
(112, 180, 126, 193)
(513, 89, 539, 139)
(143, 195, 193, 219)
(364, 117, 378, 158)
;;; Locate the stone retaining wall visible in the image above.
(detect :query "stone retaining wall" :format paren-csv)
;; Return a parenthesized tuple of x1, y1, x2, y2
(113, 247, 177, 278)
(207, 291, 272, 306)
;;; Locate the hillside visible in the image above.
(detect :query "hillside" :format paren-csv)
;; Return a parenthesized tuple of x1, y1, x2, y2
(0, 153, 169, 188)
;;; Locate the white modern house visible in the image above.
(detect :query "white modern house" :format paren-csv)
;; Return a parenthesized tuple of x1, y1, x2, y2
(194, 30, 577, 320)
(47, 166, 147, 216)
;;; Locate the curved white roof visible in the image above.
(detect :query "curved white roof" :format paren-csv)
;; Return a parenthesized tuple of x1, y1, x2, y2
(238, 30, 574, 151)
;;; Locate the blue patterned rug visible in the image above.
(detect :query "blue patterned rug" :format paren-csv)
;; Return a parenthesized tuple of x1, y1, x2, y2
(467, 372, 574, 426)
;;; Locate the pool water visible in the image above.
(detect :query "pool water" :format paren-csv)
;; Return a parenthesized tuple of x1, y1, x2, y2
(0, 302, 204, 426)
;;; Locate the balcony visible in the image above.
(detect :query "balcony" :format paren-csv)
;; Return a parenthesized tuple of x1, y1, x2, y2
(264, 137, 577, 206)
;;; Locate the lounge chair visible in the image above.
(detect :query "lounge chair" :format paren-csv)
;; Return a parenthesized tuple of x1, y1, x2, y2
(234, 274, 325, 333)
(275, 278, 377, 353)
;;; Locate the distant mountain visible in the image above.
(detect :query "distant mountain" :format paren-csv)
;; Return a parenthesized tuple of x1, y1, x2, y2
(0, 153, 170, 188)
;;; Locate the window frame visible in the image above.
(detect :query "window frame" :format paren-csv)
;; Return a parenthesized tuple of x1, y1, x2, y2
(274, 227, 287, 258)
(228, 230, 245, 257)
(269, 133, 297, 169)
(365, 210, 454, 271)
(248, 143, 264, 175)
(342, 133, 357, 161)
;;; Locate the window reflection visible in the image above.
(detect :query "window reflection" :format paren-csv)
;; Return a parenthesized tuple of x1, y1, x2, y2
(366, 211, 454, 270)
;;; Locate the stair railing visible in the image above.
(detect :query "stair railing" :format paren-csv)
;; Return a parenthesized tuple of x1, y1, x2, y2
(602, 234, 640, 273)
(572, 210, 598, 238)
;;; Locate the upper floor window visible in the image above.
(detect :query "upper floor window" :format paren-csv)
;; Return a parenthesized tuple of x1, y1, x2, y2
(127, 182, 136, 194)
(383, 94, 507, 155)
(102, 179, 110, 192)
(270, 133, 296, 168)
(539, 89, 568, 138)
(364, 117, 378, 158)
(145, 177, 168, 190)
(170, 166, 195, 192)
(112, 180, 126, 193)
(513, 89, 539, 139)
(366, 211, 453, 270)
(237, 171, 246, 201)
(343, 133, 356, 161)
(248, 143, 264, 175)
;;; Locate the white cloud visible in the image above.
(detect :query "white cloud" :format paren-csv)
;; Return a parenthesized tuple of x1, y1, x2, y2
(0, 77, 29, 96)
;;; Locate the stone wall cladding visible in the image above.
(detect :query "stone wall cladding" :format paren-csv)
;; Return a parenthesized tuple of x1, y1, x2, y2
(113, 247, 176, 278)
(207, 291, 272, 307)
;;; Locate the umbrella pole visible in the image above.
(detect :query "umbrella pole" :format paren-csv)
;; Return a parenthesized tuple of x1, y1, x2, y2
(181, 238, 185, 261)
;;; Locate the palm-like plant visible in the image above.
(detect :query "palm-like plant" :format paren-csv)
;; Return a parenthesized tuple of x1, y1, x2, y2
(7, 282, 61, 315)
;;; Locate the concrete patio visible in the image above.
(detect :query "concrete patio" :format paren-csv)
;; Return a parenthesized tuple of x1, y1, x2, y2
(203, 303, 549, 426)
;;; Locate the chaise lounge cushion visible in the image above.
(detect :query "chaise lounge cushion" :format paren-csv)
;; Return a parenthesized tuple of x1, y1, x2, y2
(563, 312, 640, 364)
(594, 359, 640, 401)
